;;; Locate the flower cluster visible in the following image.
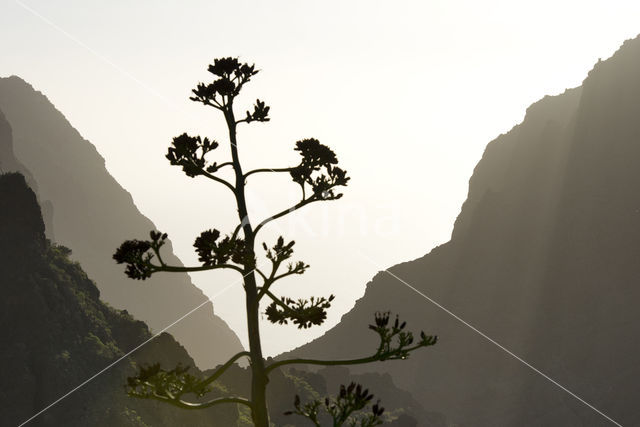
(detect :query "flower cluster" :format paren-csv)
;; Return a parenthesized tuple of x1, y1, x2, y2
(261, 237, 309, 283)
(369, 312, 438, 361)
(113, 231, 167, 280)
(285, 382, 385, 427)
(265, 294, 335, 329)
(194, 229, 251, 267)
(208, 57, 256, 80)
(244, 98, 270, 123)
(166, 133, 220, 177)
(190, 57, 259, 106)
(290, 138, 350, 200)
(263, 236, 295, 262)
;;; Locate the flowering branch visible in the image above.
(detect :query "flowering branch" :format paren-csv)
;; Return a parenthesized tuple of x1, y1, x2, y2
(265, 312, 437, 373)
(127, 351, 252, 410)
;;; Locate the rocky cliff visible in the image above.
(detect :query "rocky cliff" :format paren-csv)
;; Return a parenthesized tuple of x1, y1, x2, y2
(283, 35, 640, 426)
(0, 172, 238, 426)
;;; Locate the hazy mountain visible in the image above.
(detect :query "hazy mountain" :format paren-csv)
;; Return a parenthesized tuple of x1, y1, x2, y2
(283, 35, 640, 425)
(0, 78, 242, 368)
(0, 172, 238, 426)
(1, 172, 435, 426)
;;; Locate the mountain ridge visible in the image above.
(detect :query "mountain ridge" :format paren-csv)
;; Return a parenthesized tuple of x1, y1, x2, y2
(0, 77, 243, 368)
(282, 34, 640, 426)
(0, 172, 239, 426)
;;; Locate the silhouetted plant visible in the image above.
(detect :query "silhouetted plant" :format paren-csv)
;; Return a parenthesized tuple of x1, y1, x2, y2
(114, 57, 437, 426)
(285, 382, 385, 427)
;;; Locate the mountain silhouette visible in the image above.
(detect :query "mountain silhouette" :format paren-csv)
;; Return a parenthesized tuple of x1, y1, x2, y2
(0, 172, 239, 426)
(0, 77, 242, 368)
(282, 35, 640, 426)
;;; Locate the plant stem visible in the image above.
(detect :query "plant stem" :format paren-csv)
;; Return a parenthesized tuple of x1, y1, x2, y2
(224, 103, 270, 427)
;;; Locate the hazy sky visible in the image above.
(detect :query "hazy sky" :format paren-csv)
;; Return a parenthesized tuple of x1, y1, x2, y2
(2, 0, 639, 356)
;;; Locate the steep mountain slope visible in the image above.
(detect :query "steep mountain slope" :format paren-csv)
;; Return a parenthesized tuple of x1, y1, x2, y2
(284, 35, 640, 425)
(0, 172, 238, 427)
(0, 78, 242, 368)
(0, 109, 27, 179)
(0, 109, 55, 237)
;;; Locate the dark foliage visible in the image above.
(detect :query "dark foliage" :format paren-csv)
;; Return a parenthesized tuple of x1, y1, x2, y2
(0, 173, 46, 263)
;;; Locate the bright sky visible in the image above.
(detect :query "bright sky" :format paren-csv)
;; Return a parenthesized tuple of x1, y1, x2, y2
(1, 0, 639, 356)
